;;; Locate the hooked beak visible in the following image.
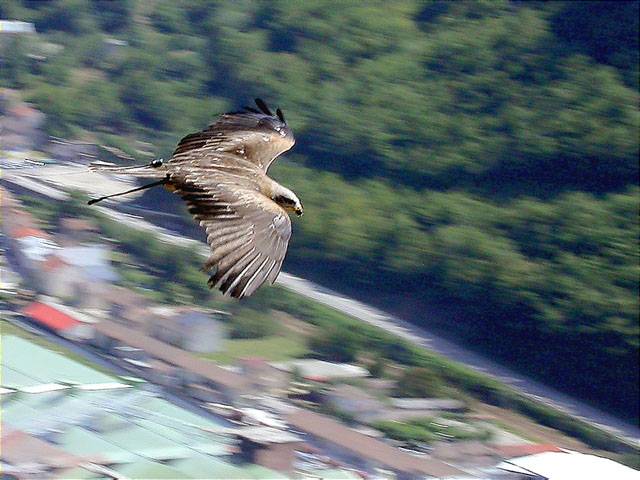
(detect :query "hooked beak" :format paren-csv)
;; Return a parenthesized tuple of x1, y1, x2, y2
(295, 205, 304, 217)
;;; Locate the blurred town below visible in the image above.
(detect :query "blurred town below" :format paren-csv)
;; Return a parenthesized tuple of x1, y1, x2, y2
(0, 1, 638, 479)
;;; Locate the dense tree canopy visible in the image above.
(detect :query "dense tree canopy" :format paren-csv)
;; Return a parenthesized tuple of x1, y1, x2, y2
(1, 0, 637, 418)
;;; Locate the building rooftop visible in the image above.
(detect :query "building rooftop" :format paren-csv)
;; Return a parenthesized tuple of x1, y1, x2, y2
(1, 320, 422, 479)
(94, 319, 248, 390)
(496, 450, 639, 480)
(271, 359, 369, 382)
(113, 458, 195, 479)
(391, 397, 466, 411)
(17, 235, 58, 261)
(57, 426, 139, 464)
(236, 426, 303, 445)
(41, 254, 69, 272)
(329, 384, 380, 403)
(57, 245, 118, 282)
(495, 443, 563, 459)
(0, 334, 291, 479)
(1, 429, 82, 470)
(22, 301, 82, 332)
(285, 409, 465, 478)
(100, 284, 149, 308)
(2, 335, 115, 389)
(10, 226, 49, 239)
(0, 21, 36, 34)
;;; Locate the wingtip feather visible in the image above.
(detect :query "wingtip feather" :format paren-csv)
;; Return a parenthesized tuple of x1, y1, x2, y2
(255, 98, 273, 116)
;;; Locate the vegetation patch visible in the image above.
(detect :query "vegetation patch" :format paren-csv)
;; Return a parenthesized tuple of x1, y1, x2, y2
(372, 417, 493, 445)
(200, 330, 308, 365)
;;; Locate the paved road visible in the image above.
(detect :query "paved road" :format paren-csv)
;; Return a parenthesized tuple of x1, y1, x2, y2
(3, 166, 639, 446)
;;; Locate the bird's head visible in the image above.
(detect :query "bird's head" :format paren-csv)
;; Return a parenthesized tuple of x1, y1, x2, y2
(273, 186, 303, 217)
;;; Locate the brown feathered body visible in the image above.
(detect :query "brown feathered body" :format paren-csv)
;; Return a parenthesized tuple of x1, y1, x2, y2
(94, 100, 301, 298)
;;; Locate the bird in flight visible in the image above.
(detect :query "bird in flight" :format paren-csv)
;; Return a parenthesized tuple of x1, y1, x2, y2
(89, 99, 302, 298)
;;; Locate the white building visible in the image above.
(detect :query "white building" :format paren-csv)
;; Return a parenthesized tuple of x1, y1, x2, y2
(0, 21, 36, 34)
(493, 450, 640, 480)
(270, 359, 369, 382)
(148, 307, 227, 353)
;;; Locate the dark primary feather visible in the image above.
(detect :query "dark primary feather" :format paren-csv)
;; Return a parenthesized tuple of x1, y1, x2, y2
(254, 98, 273, 116)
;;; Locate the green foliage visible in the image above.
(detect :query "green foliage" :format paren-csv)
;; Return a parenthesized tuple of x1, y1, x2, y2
(34, 0, 96, 35)
(319, 402, 357, 425)
(395, 367, 446, 398)
(372, 420, 437, 444)
(309, 324, 362, 363)
(90, 0, 134, 33)
(203, 331, 308, 364)
(369, 356, 386, 378)
(0, 36, 30, 88)
(9, 0, 639, 418)
(372, 417, 492, 445)
(226, 308, 280, 339)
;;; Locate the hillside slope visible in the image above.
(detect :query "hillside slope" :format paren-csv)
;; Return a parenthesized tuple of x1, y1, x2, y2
(1, 0, 637, 418)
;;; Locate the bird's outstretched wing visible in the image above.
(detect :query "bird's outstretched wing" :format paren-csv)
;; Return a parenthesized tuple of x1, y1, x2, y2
(172, 173, 291, 299)
(170, 98, 294, 173)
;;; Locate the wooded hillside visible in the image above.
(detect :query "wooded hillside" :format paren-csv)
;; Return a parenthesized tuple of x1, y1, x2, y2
(1, 0, 637, 418)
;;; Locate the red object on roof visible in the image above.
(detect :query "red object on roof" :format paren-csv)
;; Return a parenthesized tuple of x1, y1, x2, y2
(22, 302, 80, 331)
(42, 255, 68, 272)
(12, 227, 49, 239)
(496, 444, 563, 459)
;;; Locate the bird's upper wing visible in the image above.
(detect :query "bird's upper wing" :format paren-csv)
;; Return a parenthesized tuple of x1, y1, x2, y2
(172, 169, 292, 299)
(169, 99, 294, 173)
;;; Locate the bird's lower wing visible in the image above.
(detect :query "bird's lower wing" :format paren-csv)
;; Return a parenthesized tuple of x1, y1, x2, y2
(172, 180, 291, 298)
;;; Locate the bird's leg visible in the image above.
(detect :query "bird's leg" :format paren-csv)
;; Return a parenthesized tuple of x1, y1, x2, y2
(87, 175, 169, 205)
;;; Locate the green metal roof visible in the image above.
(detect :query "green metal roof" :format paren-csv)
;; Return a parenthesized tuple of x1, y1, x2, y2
(309, 468, 361, 479)
(242, 464, 290, 479)
(115, 458, 195, 479)
(134, 418, 228, 456)
(2, 365, 42, 388)
(171, 453, 254, 480)
(101, 424, 194, 461)
(57, 426, 139, 464)
(0, 333, 280, 480)
(1, 396, 40, 425)
(52, 466, 109, 479)
(138, 397, 224, 430)
(2, 335, 116, 386)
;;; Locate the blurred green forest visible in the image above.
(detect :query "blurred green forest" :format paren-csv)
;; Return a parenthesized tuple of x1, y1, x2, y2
(1, 0, 638, 418)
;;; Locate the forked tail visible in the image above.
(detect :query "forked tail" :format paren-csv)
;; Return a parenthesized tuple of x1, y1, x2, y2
(87, 159, 169, 205)
(89, 159, 166, 178)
